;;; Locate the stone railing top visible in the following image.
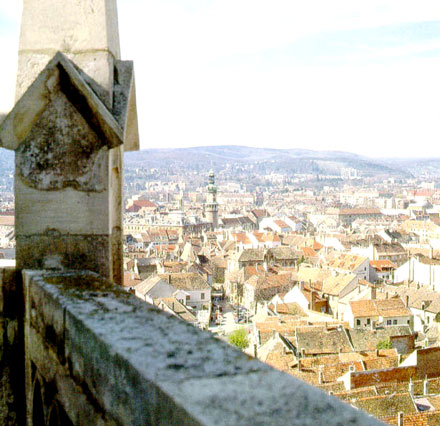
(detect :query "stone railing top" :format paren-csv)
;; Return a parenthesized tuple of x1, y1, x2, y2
(24, 269, 384, 425)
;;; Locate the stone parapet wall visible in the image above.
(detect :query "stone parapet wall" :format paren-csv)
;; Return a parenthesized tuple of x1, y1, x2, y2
(19, 269, 383, 425)
(0, 268, 25, 425)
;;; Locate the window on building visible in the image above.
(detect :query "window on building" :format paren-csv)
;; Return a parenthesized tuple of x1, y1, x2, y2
(387, 320, 392, 325)
(367, 318, 370, 325)
(201, 293, 204, 300)
(186, 295, 190, 302)
(393, 319, 397, 325)
(356, 319, 361, 326)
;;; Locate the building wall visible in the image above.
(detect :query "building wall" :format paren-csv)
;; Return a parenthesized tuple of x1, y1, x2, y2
(284, 286, 309, 312)
(243, 284, 255, 310)
(381, 316, 411, 327)
(353, 258, 370, 281)
(352, 315, 378, 329)
(394, 258, 440, 290)
(175, 289, 211, 309)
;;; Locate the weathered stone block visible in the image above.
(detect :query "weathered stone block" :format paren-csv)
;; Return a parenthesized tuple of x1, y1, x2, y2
(17, 233, 111, 278)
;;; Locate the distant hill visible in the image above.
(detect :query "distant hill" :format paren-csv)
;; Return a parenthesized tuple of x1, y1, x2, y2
(379, 157, 440, 178)
(125, 145, 412, 178)
(1, 144, 439, 179)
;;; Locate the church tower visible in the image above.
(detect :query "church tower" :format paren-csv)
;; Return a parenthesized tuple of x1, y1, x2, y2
(205, 170, 218, 229)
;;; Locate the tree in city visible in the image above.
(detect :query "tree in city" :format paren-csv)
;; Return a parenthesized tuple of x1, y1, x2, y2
(376, 339, 393, 349)
(228, 328, 249, 350)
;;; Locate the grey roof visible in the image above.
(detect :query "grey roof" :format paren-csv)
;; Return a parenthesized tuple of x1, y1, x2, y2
(221, 216, 254, 227)
(348, 326, 412, 352)
(373, 242, 406, 254)
(155, 297, 197, 323)
(384, 230, 402, 240)
(382, 284, 440, 313)
(137, 257, 157, 266)
(134, 275, 172, 298)
(238, 248, 265, 262)
(295, 326, 353, 355)
(158, 273, 210, 291)
(269, 247, 298, 261)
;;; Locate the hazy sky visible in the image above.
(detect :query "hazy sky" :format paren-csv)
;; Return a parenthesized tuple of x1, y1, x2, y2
(1, 1, 440, 157)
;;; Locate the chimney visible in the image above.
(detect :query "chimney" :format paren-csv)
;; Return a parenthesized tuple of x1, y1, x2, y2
(408, 378, 414, 395)
(371, 286, 376, 300)
(398, 412, 403, 426)
(301, 348, 305, 358)
(318, 370, 323, 385)
(254, 344, 258, 358)
(385, 292, 389, 300)
(405, 295, 409, 307)
(349, 365, 355, 373)
(375, 348, 379, 357)
(424, 377, 429, 395)
(298, 359, 301, 371)
(430, 246, 434, 259)
(168, 274, 172, 284)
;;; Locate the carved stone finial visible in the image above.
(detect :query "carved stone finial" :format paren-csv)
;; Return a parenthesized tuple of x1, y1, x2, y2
(0, 1, 139, 284)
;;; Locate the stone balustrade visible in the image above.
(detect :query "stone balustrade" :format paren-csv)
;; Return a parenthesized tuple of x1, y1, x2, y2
(1, 267, 383, 425)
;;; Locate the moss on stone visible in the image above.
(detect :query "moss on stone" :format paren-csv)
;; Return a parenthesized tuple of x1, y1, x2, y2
(44, 273, 127, 298)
